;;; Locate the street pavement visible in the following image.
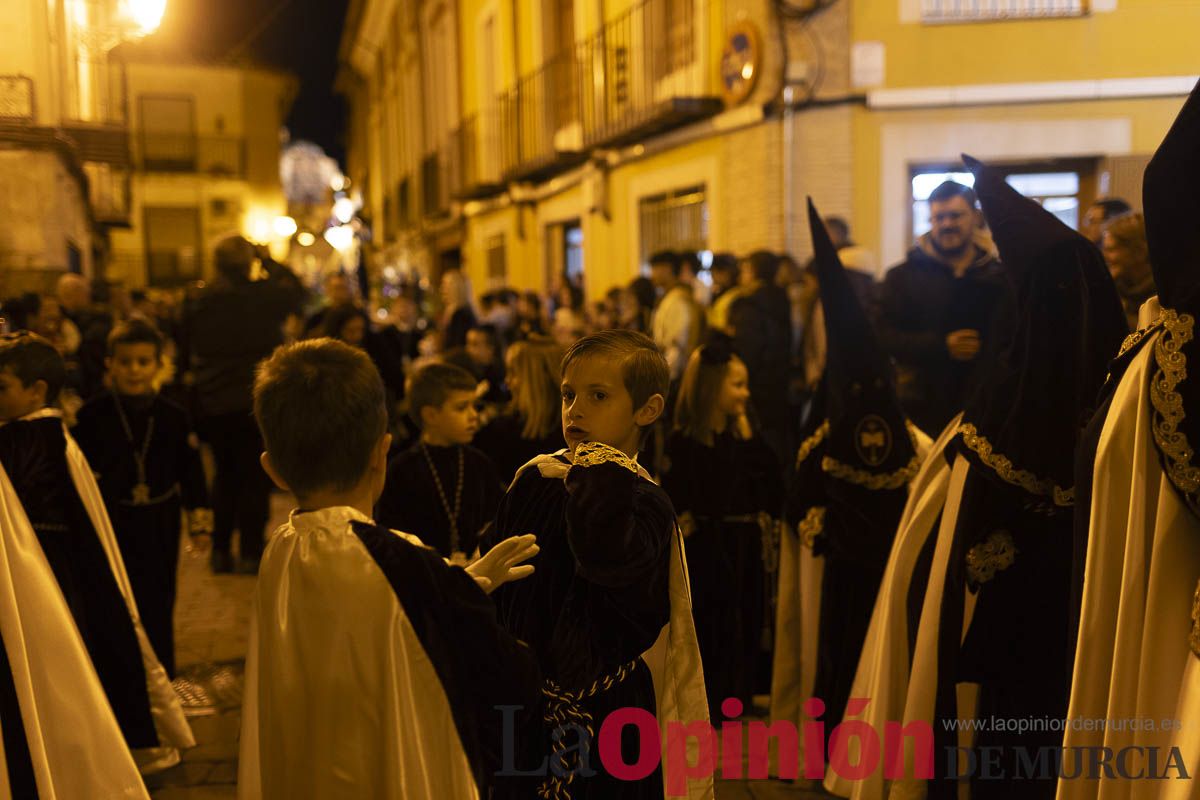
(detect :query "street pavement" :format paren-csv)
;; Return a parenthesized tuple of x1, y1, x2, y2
(149, 491, 831, 799)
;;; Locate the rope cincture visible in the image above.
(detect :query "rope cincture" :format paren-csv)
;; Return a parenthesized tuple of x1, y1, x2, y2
(537, 659, 640, 800)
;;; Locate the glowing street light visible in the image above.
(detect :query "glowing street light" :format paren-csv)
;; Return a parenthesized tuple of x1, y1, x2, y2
(273, 215, 298, 238)
(333, 197, 355, 225)
(122, 0, 167, 36)
(297, 232, 316, 247)
(324, 225, 354, 251)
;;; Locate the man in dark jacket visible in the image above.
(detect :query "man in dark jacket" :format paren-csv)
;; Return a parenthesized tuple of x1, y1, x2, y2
(877, 181, 1011, 437)
(184, 236, 304, 573)
(729, 250, 794, 466)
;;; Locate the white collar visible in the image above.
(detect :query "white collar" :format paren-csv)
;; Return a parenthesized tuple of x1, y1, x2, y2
(288, 505, 373, 532)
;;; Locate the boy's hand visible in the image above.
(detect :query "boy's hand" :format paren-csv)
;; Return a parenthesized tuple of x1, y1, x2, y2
(466, 534, 538, 594)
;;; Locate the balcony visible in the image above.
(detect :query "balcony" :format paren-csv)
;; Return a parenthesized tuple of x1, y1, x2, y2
(137, 133, 246, 177)
(83, 161, 132, 227)
(578, 0, 721, 149)
(450, 112, 505, 200)
(422, 150, 452, 218)
(498, 54, 587, 183)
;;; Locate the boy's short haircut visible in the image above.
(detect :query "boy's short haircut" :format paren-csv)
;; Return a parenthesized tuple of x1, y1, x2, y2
(407, 362, 478, 428)
(0, 332, 66, 405)
(253, 339, 387, 497)
(107, 317, 164, 357)
(561, 330, 669, 417)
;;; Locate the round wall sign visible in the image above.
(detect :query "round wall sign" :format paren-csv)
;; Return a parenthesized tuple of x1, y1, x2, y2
(720, 21, 762, 106)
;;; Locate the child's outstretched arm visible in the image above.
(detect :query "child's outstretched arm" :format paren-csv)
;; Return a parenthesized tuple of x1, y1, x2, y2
(466, 533, 538, 593)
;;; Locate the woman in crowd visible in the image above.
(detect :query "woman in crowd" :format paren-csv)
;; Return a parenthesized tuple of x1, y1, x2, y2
(473, 336, 564, 484)
(440, 270, 478, 349)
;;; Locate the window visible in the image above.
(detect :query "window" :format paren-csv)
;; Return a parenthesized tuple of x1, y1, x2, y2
(139, 95, 196, 171)
(910, 162, 1092, 244)
(638, 185, 708, 271)
(486, 233, 507, 285)
(920, 0, 1086, 24)
(544, 220, 584, 291)
(143, 207, 201, 286)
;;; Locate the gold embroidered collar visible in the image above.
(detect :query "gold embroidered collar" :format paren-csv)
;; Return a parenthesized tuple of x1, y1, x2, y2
(820, 420, 923, 491)
(1149, 308, 1199, 511)
(795, 420, 830, 470)
(957, 422, 1075, 507)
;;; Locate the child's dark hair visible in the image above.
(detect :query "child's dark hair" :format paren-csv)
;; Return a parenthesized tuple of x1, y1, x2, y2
(407, 362, 478, 428)
(253, 339, 387, 497)
(561, 330, 669, 420)
(107, 317, 164, 357)
(0, 332, 66, 405)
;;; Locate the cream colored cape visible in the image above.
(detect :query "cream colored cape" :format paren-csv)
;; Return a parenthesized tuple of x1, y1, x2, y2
(822, 415, 959, 799)
(1059, 297, 1200, 800)
(40, 409, 195, 758)
(238, 507, 483, 800)
(0, 458, 150, 799)
(521, 451, 714, 800)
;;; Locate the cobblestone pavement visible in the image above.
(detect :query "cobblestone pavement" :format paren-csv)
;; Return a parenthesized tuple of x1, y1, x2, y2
(149, 491, 831, 799)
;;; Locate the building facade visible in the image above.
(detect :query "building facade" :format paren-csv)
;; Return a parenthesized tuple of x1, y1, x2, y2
(338, 0, 1197, 300)
(105, 55, 297, 288)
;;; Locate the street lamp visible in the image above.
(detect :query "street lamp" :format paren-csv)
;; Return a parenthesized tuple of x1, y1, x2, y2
(121, 0, 167, 36)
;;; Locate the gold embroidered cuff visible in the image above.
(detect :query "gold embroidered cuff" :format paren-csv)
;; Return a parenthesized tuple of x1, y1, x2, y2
(795, 420, 830, 470)
(965, 530, 1018, 587)
(570, 441, 640, 474)
(796, 506, 826, 549)
(957, 422, 1074, 507)
(1150, 309, 1199, 509)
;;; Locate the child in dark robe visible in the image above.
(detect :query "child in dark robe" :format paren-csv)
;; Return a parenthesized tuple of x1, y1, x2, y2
(482, 330, 710, 800)
(376, 362, 503, 561)
(662, 336, 782, 716)
(74, 318, 212, 677)
(240, 338, 541, 798)
(0, 332, 192, 772)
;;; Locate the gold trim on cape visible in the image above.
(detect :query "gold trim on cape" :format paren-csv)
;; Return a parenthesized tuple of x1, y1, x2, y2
(965, 530, 1018, 587)
(569, 441, 639, 474)
(795, 420, 830, 469)
(1149, 309, 1200, 508)
(796, 506, 825, 549)
(820, 421, 923, 491)
(957, 422, 1075, 507)
(1191, 578, 1200, 660)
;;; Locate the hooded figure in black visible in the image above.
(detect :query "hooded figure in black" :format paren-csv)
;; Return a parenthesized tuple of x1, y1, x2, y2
(1060, 79, 1200, 798)
(909, 155, 1126, 800)
(773, 199, 927, 751)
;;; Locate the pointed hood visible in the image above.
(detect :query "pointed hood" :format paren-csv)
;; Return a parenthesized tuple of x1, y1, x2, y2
(806, 198, 918, 489)
(1143, 79, 1200, 314)
(956, 155, 1127, 506)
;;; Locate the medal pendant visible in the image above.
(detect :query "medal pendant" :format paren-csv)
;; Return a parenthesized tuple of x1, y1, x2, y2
(132, 483, 151, 505)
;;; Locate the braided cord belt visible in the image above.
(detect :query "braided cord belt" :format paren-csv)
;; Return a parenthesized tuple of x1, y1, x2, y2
(537, 659, 641, 800)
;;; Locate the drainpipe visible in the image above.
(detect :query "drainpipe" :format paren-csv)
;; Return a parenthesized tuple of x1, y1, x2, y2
(782, 84, 795, 257)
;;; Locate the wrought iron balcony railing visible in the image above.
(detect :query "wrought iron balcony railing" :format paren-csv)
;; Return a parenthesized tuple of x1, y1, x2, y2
(136, 133, 246, 176)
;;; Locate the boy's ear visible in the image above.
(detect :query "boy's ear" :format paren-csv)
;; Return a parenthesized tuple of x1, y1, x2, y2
(32, 379, 49, 405)
(104, 356, 113, 373)
(634, 393, 665, 427)
(373, 432, 393, 470)
(260, 452, 292, 493)
(418, 404, 436, 429)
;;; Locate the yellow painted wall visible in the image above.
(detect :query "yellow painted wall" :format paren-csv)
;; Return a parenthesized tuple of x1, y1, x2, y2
(854, 0, 1200, 89)
(849, 95, 1187, 268)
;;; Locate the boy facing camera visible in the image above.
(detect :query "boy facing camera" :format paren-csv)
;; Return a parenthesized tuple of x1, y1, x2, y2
(376, 361, 504, 561)
(482, 330, 711, 800)
(239, 339, 540, 800)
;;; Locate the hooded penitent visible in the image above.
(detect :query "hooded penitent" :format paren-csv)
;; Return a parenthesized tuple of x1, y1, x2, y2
(895, 154, 1126, 800)
(772, 200, 928, 757)
(1061, 79, 1200, 800)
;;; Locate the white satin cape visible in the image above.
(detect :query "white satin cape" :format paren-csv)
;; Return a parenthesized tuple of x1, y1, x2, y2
(11, 410, 192, 760)
(0, 458, 150, 799)
(1059, 297, 1200, 800)
(238, 507, 483, 800)
(822, 414, 960, 799)
(522, 452, 714, 800)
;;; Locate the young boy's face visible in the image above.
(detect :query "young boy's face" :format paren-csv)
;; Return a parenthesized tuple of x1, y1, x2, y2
(561, 356, 658, 458)
(107, 342, 160, 396)
(0, 368, 45, 422)
(423, 389, 480, 445)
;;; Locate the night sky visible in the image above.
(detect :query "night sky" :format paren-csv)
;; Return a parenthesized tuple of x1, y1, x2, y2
(136, 0, 352, 163)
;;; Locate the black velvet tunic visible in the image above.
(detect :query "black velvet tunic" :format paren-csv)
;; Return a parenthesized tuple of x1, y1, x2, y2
(661, 430, 782, 713)
(73, 391, 209, 676)
(0, 417, 157, 749)
(482, 455, 673, 799)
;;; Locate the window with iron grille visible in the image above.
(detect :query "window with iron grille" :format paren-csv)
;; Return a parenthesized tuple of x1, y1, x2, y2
(638, 185, 708, 271)
(920, 0, 1086, 24)
(486, 233, 507, 284)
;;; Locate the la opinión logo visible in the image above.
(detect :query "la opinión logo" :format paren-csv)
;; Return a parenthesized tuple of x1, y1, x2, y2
(497, 696, 935, 796)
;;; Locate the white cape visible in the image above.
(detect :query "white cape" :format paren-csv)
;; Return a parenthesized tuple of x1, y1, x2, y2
(238, 508, 482, 800)
(1059, 298, 1200, 800)
(823, 415, 960, 799)
(0, 457, 149, 798)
